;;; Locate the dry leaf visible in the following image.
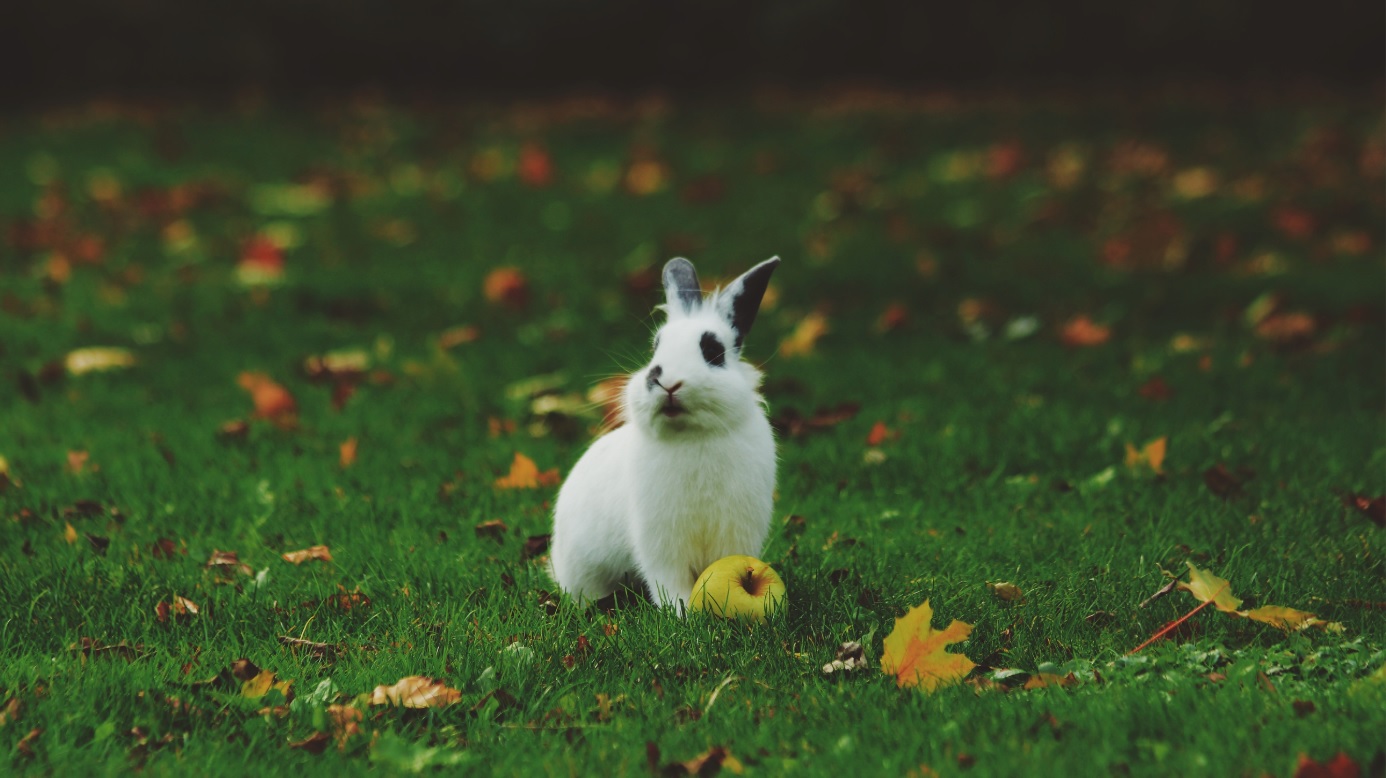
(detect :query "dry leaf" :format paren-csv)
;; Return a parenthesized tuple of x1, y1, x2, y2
(63, 522, 78, 544)
(866, 421, 897, 447)
(438, 325, 481, 349)
(241, 669, 293, 700)
(474, 519, 508, 541)
(483, 267, 529, 309)
(64, 347, 136, 376)
(1293, 752, 1361, 778)
(518, 143, 554, 188)
(494, 452, 560, 489)
(288, 731, 331, 754)
(282, 545, 333, 564)
(155, 596, 200, 623)
(206, 549, 253, 578)
(66, 450, 90, 474)
(1022, 672, 1079, 690)
(327, 704, 363, 748)
(1059, 315, 1110, 347)
(16, 727, 41, 759)
(1177, 563, 1343, 633)
(339, 437, 357, 469)
(369, 676, 461, 709)
(881, 600, 977, 691)
(987, 582, 1024, 602)
(779, 311, 829, 357)
(1124, 437, 1167, 474)
(236, 372, 298, 426)
(1341, 494, 1385, 527)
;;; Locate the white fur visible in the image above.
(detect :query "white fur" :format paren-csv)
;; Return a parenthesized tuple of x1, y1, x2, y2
(548, 259, 779, 613)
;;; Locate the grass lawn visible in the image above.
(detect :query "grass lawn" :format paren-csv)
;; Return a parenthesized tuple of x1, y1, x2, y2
(1, 91, 1383, 776)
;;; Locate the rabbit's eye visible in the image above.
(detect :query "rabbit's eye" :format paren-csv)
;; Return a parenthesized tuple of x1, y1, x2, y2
(700, 332, 726, 367)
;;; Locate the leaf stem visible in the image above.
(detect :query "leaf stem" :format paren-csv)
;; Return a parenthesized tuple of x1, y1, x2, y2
(1126, 582, 1230, 656)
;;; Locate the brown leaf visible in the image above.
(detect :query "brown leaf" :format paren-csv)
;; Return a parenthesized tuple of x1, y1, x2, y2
(218, 419, 250, 439)
(236, 372, 298, 427)
(327, 704, 363, 748)
(278, 636, 340, 660)
(71, 637, 143, 662)
(1137, 376, 1173, 401)
(66, 450, 91, 474)
(0, 697, 21, 727)
(865, 421, 897, 447)
(1022, 672, 1079, 691)
(987, 582, 1024, 602)
(1059, 315, 1110, 347)
(16, 727, 41, 759)
(522, 534, 551, 561)
(661, 745, 745, 776)
(369, 676, 461, 709)
(1203, 464, 1251, 498)
(1342, 494, 1385, 527)
(474, 520, 509, 541)
(1293, 752, 1359, 778)
(518, 143, 554, 188)
(282, 545, 333, 565)
(155, 596, 199, 623)
(288, 731, 331, 754)
(1255, 312, 1316, 345)
(483, 267, 529, 309)
(206, 549, 253, 578)
(438, 325, 481, 350)
(151, 537, 184, 559)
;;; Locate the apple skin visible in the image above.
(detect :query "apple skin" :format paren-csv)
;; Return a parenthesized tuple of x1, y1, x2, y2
(690, 555, 787, 622)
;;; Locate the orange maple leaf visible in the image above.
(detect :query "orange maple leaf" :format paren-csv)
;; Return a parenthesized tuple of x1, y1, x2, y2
(1059, 315, 1111, 347)
(1124, 437, 1167, 474)
(236, 371, 298, 427)
(779, 311, 829, 357)
(281, 545, 333, 565)
(339, 437, 358, 469)
(494, 452, 560, 489)
(881, 600, 977, 691)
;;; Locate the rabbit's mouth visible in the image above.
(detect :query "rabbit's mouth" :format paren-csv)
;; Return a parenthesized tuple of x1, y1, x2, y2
(660, 401, 688, 418)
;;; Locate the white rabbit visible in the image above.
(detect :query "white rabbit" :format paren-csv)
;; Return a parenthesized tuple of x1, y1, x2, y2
(549, 256, 780, 614)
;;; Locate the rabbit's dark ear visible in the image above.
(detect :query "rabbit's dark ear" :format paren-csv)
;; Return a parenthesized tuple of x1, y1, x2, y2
(715, 256, 780, 350)
(662, 257, 702, 316)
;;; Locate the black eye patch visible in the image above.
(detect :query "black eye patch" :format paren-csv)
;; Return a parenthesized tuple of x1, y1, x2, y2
(700, 332, 726, 367)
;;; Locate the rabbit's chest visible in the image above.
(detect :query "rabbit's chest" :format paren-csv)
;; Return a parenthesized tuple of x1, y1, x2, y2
(628, 433, 774, 551)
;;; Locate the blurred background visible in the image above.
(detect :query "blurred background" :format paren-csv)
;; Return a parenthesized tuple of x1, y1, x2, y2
(3, 0, 1381, 104)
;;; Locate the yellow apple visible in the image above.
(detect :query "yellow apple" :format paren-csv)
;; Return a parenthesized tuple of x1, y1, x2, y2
(690, 555, 787, 622)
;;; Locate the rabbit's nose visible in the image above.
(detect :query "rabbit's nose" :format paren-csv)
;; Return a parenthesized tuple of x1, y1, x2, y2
(663, 381, 684, 396)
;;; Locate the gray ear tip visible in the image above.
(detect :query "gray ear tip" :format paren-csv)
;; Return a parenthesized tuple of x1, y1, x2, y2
(663, 257, 696, 272)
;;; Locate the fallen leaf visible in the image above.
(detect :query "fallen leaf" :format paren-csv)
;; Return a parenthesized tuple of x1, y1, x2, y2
(987, 582, 1024, 602)
(339, 437, 357, 468)
(1059, 315, 1110, 347)
(662, 746, 745, 776)
(1124, 437, 1167, 474)
(1293, 752, 1360, 778)
(1203, 464, 1248, 498)
(881, 600, 977, 691)
(303, 350, 369, 382)
(66, 450, 91, 474)
(278, 636, 340, 660)
(0, 697, 19, 727)
(483, 267, 529, 309)
(522, 534, 551, 561)
(1244, 605, 1341, 633)
(327, 704, 363, 748)
(241, 669, 293, 700)
(1177, 562, 1243, 613)
(1022, 673, 1078, 690)
(875, 303, 909, 333)
(518, 143, 554, 188)
(155, 596, 199, 623)
(438, 325, 481, 349)
(64, 347, 136, 376)
(494, 452, 559, 489)
(474, 519, 508, 541)
(369, 676, 461, 709)
(866, 421, 897, 447)
(282, 545, 333, 565)
(624, 159, 670, 196)
(1341, 494, 1385, 527)
(288, 731, 331, 754)
(236, 372, 298, 427)
(822, 640, 869, 675)
(1137, 376, 1173, 401)
(779, 311, 829, 357)
(206, 549, 253, 578)
(63, 522, 78, 544)
(236, 235, 285, 286)
(71, 637, 143, 662)
(16, 727, 40, 759)
(1255, 312, 1316, 345)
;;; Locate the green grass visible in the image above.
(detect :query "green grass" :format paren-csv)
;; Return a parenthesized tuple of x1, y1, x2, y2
(1, 92, 1383, 776)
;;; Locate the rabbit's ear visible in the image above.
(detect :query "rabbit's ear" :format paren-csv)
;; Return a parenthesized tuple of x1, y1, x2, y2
(715, 256, 780, 350)
(662, 257, 703, 316)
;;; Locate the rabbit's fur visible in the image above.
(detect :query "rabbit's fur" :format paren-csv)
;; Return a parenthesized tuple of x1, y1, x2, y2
(549, 256, 780, 613)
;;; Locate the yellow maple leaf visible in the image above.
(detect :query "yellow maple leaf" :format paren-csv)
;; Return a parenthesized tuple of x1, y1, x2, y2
(1244, 605, 1343, 633)
(881, 600, 977, 691)
(241, 670, 293, 700)
(1176, 562, 1243, 613)
(779, 311, 829, 358)
(1124, 437, 1167, 474)
(494, 452, 559, 489)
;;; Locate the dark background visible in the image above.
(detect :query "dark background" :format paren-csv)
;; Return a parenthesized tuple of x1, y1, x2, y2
(3, 0, 1382, 105)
